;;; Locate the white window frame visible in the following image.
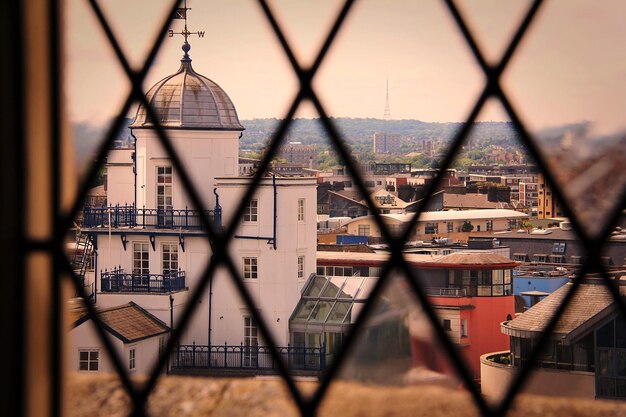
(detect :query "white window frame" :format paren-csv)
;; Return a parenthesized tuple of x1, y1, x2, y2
(243, 257, 258, 279)
(128, 346, 136, 371)
(161, 242, 178, 276)
(79, 349, 99, 372)
(297, 255, 305, 279)
(243, 199, 258, 222)
(133, 242, 149, 275)
(243, 316, 259, 367)
(133, 242, 150, 287)
(156, 166, 173, 211)
(298, 198, 305, 221)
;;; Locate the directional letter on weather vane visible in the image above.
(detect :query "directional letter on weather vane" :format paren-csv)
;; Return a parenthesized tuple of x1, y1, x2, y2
(168, 1, 205, 42)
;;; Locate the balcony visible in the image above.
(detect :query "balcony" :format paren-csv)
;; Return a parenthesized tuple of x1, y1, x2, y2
(101, 268, 186, 293)
(425, 287, 467, 297)
(82, 205, 216, 230)
(171, 343, 325, 374)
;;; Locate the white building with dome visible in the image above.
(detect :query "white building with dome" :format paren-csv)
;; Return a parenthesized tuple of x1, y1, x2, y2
(80, 42, 317, 354)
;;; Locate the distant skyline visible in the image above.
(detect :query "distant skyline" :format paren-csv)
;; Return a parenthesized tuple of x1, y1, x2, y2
(65, 0, 626, 136)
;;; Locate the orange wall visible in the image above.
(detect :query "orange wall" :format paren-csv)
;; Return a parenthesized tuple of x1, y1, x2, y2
(467, 296, 513, 380)
(430, 295, 514, 381)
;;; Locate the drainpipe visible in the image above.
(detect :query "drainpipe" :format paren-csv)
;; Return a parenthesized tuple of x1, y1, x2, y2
(169, 294, 173, 374)
(209, 189, 217, 349)
(130, 129, 137, 209)
(92, 236, 98, 304)
(233, 176, 278, 248)
(272, 174, 277, 250)
(208, 272, 213, 348)
(169, 293, 174, 329)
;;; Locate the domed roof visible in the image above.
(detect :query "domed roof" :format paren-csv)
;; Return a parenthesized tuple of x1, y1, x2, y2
(131, 44, 244, 131)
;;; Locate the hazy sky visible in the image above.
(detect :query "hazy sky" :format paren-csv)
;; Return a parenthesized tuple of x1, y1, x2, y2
(65, 0, 626, 135)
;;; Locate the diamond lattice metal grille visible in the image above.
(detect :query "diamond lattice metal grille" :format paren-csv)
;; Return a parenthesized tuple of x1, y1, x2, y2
(42, 0, 626, 416)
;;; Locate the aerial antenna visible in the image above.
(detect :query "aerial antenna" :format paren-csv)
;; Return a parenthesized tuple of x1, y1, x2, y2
(168, 0, 205, 60)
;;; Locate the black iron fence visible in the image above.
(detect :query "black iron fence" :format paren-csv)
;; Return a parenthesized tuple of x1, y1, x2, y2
(171, 343, 325, 372)
(82, 205, 214, 230)
(101, 268, 186, 293)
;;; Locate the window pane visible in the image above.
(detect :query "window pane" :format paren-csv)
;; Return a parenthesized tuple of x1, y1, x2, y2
(598, 321, 615, 348)
(293, 300, 317, 320)
(305, 276, 328, 297)
(617, 316, 626, 348)
(310, 301, 333, 322)
(320, 276, 345, 298)
(599, 350, 613, 376)
(617, 350, 626, 377)
(492, 285, 504, 296)
(493, 270, 503, 284)
(327, 302, 350, 323)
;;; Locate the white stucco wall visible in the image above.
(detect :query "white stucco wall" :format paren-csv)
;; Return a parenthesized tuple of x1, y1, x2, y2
(133, 129, 240, 210)
(68, 319, 165, 375)
(89, 122, 318, 350)
(105, 148, 134, 206)
(92, 176, 317, 347)
(213, 177, 318, 346)
(95, 234, 210, 345)
(68, 319, 122, 374)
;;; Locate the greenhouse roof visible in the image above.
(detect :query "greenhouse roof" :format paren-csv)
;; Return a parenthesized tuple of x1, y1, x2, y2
(290, 275, 377, 325)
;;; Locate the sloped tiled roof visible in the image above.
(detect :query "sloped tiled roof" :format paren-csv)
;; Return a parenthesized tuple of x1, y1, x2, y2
(427, 252, 519, 268)
(73, 302, 169, 343)
(331, 189, 366, 202)
(370, 189, 411, 209)
(502, 280, 617, 342)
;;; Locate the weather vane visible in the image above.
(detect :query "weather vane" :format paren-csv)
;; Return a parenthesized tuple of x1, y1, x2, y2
(168, 0, 205, 59)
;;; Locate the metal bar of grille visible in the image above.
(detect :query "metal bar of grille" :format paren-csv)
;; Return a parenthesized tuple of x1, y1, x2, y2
(48, 0, 63, 414)
(19, 0, 626, 416)
(0, 0, 27, 414)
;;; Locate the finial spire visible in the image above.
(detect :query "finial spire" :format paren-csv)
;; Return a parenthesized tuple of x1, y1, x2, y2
(168, 0, 205, 62)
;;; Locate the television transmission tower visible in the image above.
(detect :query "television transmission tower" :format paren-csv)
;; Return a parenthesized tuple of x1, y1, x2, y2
(383, 77, 391, 151)
(383, 77, 391, 122)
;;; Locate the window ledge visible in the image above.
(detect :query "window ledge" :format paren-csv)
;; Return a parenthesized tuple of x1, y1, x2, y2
(66, 373, 626, 417)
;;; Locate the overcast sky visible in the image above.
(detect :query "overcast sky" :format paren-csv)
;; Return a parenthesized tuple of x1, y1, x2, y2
(64, 0, 626, 136)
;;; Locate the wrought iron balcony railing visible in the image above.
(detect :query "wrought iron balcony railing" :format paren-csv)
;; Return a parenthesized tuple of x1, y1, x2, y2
(425, 287, 468, 297)
(82, 205, 216, 230)
(101, 268, 186, 293)
(171, 342, 325, 372)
